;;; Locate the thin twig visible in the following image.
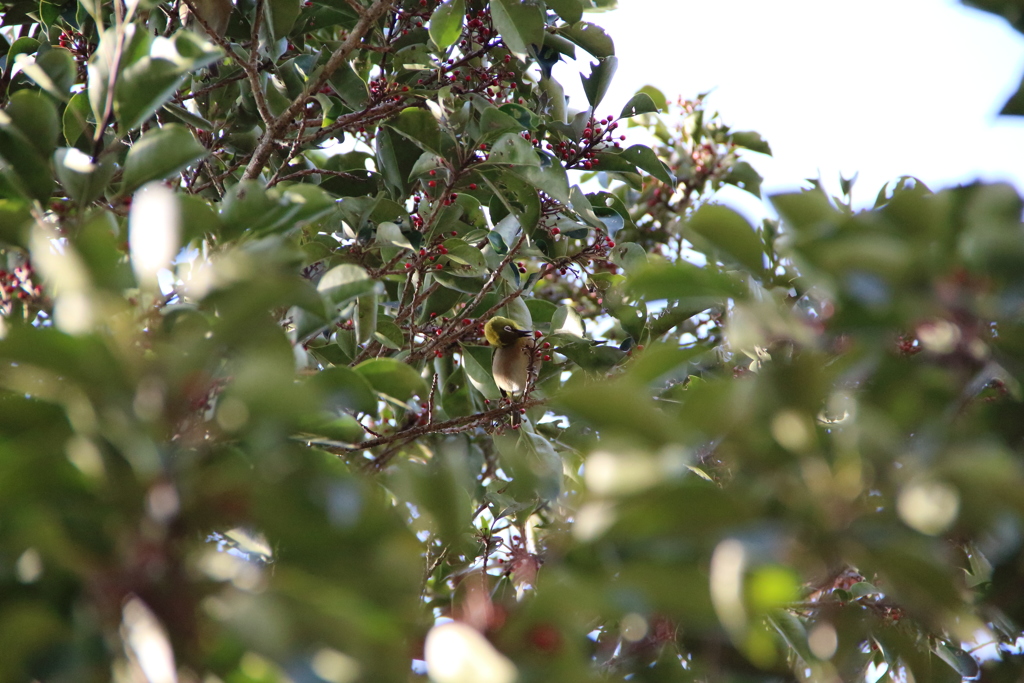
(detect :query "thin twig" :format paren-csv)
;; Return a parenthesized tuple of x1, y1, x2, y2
(411, 231, 528, 361)
(243, 0, 397, 180)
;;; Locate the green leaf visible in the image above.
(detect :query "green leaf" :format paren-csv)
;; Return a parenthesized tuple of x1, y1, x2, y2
(478, 106, 528, 142)
(770, 190, 835, 233)
(442, 238, 486, 275)
(266, 0, 302, 40)
(556, 340, 626, 371)
(327, 60, 369, 109)
(569, 185, 605, 230)
(611, 242, 648, 274)
(121, 124, 207, 194)
(63, 92, 94, 148)
(309, 365, 378, 416)
(581, 56, 617, 109)
(160, 103, 213, 130)
(723, 160, 763, 199)
(481, 169, 541, 233)
(486, 132, 541, 166)
(560, 20, 614, 57)
(460, 344, 500, 399)
(53, 148, 117, 205)
(490, 0, 545, 57)
(554, 377, 673, 445)
(731, 130, 772, 156)
(0, 111, 54, 202)
(115, 32, 222, 132)
(374, 319, 405, 350)
(546, 0, 582, 23)
(618, 144, 673, 184)
(5, 90, 60, 158)
(767, 610, 815, 663)
(387, 107, 443, 155)
(428, 0, 465, 50)
(508, 152, 570, 205)
(638, 85, 668, 111)
(377, 221, 413, 249)
(317, 264, 378, 306)
(498, 103, 540, 130)
(933, 642, 979, 679)
(619, 91, 659, 118)
(17, 48, 76, 101)
(689, 204, 765, 274)
(627, 261, 747, 301)
(355, 358, 429, 402)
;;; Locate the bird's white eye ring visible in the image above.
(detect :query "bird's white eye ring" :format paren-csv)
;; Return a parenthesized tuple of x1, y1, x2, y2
(504, 325, 512, 332)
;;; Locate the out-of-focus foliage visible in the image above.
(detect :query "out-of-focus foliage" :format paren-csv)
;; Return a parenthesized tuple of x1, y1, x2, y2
(1, 0, 1023, 682)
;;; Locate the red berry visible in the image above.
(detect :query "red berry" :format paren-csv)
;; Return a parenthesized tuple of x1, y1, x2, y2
(468, 183, 478, 190)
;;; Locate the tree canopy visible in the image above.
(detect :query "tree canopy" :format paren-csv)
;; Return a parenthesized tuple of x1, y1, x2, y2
(2, 0, 1024, 682)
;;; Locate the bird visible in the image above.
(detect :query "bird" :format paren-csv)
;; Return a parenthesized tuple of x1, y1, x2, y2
(484, 316, 536, 423)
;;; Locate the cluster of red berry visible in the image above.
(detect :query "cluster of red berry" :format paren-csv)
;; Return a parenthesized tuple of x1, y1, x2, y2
(0, 264, 43, 314)
(401, 229, 457, 272)
(547, 115, 626, 170)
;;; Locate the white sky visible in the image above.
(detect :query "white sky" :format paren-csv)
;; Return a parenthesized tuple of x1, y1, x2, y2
(554, 0, 1024, 212)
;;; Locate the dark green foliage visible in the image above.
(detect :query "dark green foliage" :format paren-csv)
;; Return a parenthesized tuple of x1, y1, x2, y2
(0, 0, 1021, 682)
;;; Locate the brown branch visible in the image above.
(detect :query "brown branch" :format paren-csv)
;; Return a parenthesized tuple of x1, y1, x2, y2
(242, 0, 397, 180)
(411, 231, 528, 361)
(312, 398, 545, 458)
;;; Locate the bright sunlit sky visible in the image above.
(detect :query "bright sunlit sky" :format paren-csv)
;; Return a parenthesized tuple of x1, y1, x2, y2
(551, 0, 1024, 215)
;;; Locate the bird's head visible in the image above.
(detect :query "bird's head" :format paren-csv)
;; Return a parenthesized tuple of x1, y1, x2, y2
(484, 316, 532, 348)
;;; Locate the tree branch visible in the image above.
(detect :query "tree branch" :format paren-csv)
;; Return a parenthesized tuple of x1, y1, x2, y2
(242, 0, 396, 180)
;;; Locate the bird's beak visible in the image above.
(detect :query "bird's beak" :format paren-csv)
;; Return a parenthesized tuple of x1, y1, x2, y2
(516, 329, 533, 338)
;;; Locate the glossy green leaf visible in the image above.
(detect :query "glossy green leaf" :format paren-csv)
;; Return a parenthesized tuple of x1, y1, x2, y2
(62, 92, 93, 148)
(328, 59, 369, 109)
(498, 103, 540, 130)
(560, 20, 614, 57)
(486, 132, 541, 166)
(318, 264, 378, 306)
(546, 0, 583, 23)
(490, 0, 545, 56)
(387, 107, 443, 155)
(266, 0, 302, 40)
(428, 0, 464, 50)
(619, 91, 659, 118)
(442, 238, 486, 274)
(377, 221, 413, 250)
(460, 344, 500, 399)
(509, 152, 570, 205)
(618, 144, 673, 184)
(581, 55, 617, 109)
(0, 111, 54, 202)
(53, 148, 117, 205)
(355, 358, 429, 401)
(17, 47, 76, 101)
(121, 124, 207, 194)
(5, 90, 60, 158)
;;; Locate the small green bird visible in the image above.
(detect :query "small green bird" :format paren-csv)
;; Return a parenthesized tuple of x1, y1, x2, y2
(484, 316, 536, 420)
